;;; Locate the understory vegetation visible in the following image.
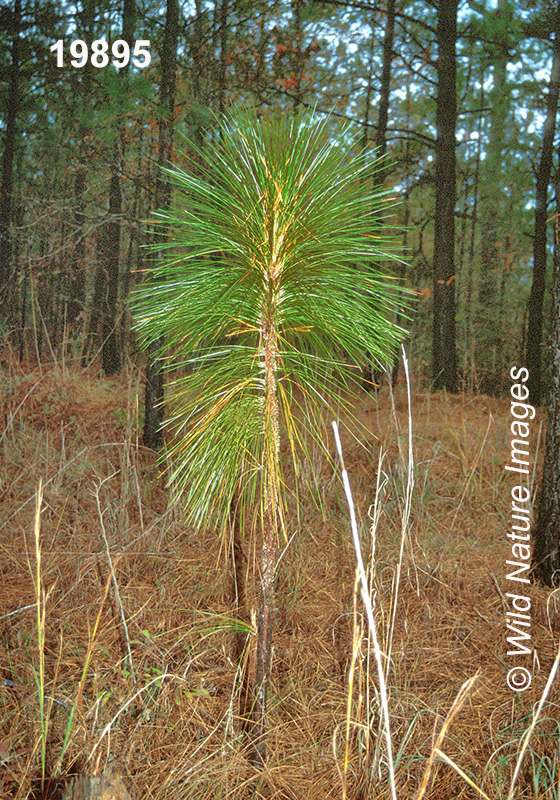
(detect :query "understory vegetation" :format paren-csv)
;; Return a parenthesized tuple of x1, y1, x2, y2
(1, 353, 559, 799)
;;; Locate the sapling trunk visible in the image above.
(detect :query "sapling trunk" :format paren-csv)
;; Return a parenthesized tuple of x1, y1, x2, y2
(252, 281, 281, 765)
(252, 505, 277, 765)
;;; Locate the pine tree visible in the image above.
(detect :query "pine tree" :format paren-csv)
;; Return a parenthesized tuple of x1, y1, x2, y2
(432, 0, 458, 392)
(133, 111, 408, 762)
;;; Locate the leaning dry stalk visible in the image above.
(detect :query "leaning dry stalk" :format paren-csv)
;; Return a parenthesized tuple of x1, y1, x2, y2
(507, 639, 560, 800)
(414, 672, 482, 800)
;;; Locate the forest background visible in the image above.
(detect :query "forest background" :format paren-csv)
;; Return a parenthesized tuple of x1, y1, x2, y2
(2, 0, 560, 799)
(1, 0, 558, 401)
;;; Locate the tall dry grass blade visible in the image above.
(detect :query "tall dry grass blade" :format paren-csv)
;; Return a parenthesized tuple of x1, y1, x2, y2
(338, 574, 365, 800)
(32, 479, 47, 782)
(53, 567, 114, 776)
(26, 480, 59, 787)
(433, 748, 492, 800)
(385, 347, 414, 672)
(332, 420, 398, 800)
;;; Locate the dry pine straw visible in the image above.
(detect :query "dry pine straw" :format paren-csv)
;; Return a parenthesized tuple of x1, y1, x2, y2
(0, 356, 558, 800)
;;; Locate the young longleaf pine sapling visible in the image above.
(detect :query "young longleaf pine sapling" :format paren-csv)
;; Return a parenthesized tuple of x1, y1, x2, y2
(133, 111, 409, 765)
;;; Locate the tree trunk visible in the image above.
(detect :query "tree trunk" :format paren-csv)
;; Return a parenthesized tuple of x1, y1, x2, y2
(100, 0, 136, 375)
(101, 162, 123, 375)
(142, 0, 179, 449)
(252, 505, 277, 766)
(84, 241, 106, 366)
(66, 2, 95, 343)
(375, 0, 396, 164)
(391, 71, 410, 387)
(476, 0, 509, 393)
(217, 0, 229, 118)
(189, 0, 206, 149)
(464, 75, 483, 377)
(432, 0, 458, 392)
(251, 314, 280, 767)
(68, 168, 87, 336)
(526, 0, 560, 405)
(292, 0, 304, 110)
(143, 338, 165, 448)
(533, 176, 560, 586)
(0, 0, 22, 325)
(18, 223, 27, 360)
(359, 16, 376, 391)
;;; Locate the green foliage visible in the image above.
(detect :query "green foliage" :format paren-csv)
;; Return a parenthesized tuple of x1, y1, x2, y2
(133, 111, 409, 531)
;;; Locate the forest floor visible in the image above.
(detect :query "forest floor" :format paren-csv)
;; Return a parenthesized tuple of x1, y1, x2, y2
(0, 352, 558, 800)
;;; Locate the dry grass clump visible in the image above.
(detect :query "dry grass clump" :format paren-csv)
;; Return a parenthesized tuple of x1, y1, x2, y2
(0, 351, 559, 799)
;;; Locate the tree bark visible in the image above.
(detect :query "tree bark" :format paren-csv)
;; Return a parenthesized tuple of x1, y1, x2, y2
(533, 177, 560, 586)
(189, 0, 206, 149)
(66, 1, 95, 342)
(391, 70, 410, 387)
(217, 0, 229, 118)
(0, 0, 22, 325)
(68, 168, 87, 336)
(143, 339, 165, 449)
(292, 0, 305, 111)
(251, 312, 280, 767)
(464, 74, 483, 374)
(526, 0, 560, 405)
(432, 0, 458, 392)
(100, 0, 136, 375)
(375, 0, 396, 163)
(476, 0, 509, 393)
(142, 0, 179, 449)
(101, 162, 123, 375)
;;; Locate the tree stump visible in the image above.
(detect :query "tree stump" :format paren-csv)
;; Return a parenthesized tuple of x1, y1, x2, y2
(61, 765, 131, 800)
